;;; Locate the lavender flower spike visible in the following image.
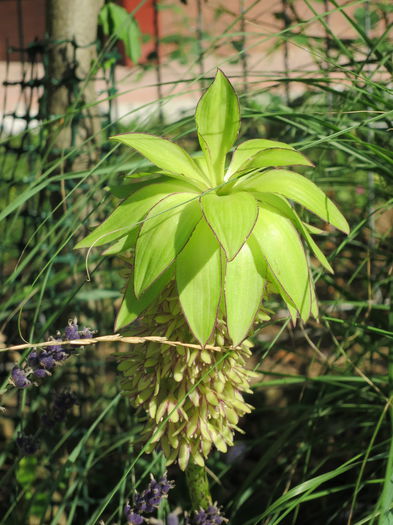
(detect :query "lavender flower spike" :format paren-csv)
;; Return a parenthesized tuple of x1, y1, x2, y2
(134, 474, 175, 514)
(189, 504, 228, 525)
(16, 434, 39, 455)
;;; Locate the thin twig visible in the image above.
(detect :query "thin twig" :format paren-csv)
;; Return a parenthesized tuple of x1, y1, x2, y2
(1, 334, 226, 353)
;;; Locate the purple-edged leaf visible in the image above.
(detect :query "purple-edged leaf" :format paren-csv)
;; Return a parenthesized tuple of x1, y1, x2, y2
(134, 193, 202, 296)
(176, 220, 222, 345)
(115, 267, 173, 330)
(228, 148, 313, 180)
(256, 193, 334, 273)
(195, 70, 240, 182)
(236, 169, 350, 234)
(225, 239, 265, 345)
(252, 204, 312, 321)
(226, 138, 295, 180)
(75, 180, 197, 249)
(102, 229, 138, 256)
(110, 133, 208, 188)
(200, 191, 258, 261)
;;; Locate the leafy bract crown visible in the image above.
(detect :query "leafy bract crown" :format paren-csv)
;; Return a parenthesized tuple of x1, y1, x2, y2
(76, 70, 349, 346)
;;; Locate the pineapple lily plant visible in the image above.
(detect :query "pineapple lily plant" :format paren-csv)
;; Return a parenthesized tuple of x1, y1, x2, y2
(76, 70, 349, 508)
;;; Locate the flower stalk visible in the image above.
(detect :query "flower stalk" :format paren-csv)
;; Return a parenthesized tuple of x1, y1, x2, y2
(185, 463, 212, 511)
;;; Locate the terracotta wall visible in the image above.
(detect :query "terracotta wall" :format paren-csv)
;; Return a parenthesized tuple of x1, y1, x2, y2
(0, 0, 46, 61)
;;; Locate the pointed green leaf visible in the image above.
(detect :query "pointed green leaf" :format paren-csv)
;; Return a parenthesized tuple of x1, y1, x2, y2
(252, 204, 312, 321)
(176, 220, 222, 345)
(226, 139, 295, 179)
(135, 193, 202, 296)
(265, 266, 298, 323)
(310, 273, 319, 319)
(236, 169, 349, 233)
(200, 191, 258, 261)
(109, 180, 146, 199)
(99, 3, 142, 63)
(109, 178, 162, 199)
(75, 180, 198, 249)
(228, 148, 313, 181)
(115, 267, 173, 330)
(110, 133, 208, 187)
(225, 239, 265, 345)
(256, 193, 334, 273)
(304, 223, 326, 235)
(102, 229, 138, 256)
(195, 70, 240, 181)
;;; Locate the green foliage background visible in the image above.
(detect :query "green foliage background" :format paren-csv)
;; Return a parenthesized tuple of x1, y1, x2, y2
(0, 1, 392, 523)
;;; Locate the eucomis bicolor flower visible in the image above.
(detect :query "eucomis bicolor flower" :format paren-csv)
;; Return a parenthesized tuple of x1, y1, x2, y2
(76, 69, 349, 347)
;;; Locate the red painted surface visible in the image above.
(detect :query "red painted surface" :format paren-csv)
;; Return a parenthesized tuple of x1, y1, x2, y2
(121, 0, 156, 65)
(0, 0, 46, 61)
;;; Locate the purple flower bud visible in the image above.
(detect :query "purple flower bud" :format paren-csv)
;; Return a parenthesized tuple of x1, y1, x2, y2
(50, 340, 67, 361)
(16, 434, 39, 455)
(42, 391, 78, 424)
(11, 366, 31, 388)
(128, 513, 144, 525)
(134, 474, 175, 515)
(39, 353, 56, 370)
(52, 348, 68, 362)
(65, 321, 79, 340)
(124, 501, 132, 516)
(167, 513, 179, 525)
(34, 368, 51, 378)
(79, 327, 93, 339)
(50, 340, 63, 352)
(124, 501, 144, 524)
(53, 391, 77, 412)
(191, 504, 227, 525)
(27, 351, 39, 367)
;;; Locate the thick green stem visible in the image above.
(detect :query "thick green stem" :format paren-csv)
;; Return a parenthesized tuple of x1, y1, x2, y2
(185, 463, 212, 511)
(378, 340, 393, 524)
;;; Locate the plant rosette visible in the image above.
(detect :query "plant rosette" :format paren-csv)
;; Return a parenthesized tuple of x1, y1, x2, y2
(76, 70, 349, 470)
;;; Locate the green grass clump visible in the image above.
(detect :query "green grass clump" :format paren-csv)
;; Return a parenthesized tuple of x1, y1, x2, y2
(0, 1, 392, 523)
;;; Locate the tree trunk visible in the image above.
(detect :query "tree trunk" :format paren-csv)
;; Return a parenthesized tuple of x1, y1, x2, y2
(45, 0, 104, 170)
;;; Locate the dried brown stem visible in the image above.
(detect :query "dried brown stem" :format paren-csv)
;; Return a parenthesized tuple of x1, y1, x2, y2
(1, 335, 229, 353)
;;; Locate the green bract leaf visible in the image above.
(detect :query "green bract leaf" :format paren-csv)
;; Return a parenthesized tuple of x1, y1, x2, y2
(225, 239, 265, 345)
(195, 70, 240, 182)
(115, 267, 173, 330)
(225, 138, 295, 180)
(310, 273, 319, 319)
(228, 148, 313, 181)
(252, 204, 312, 321)
(176, 220, 222, 345)
(236, 169, 350, 233)
(109, 179, 158, 199)
(134, 193, 201, 296)
(110, 133, 209, 188)
(200, 191, 258, 261)
(304, 223, 326, 235)
(257, 193, 334, 273)
(102, 229, 137, 256)
(75, 180, 197, 249)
